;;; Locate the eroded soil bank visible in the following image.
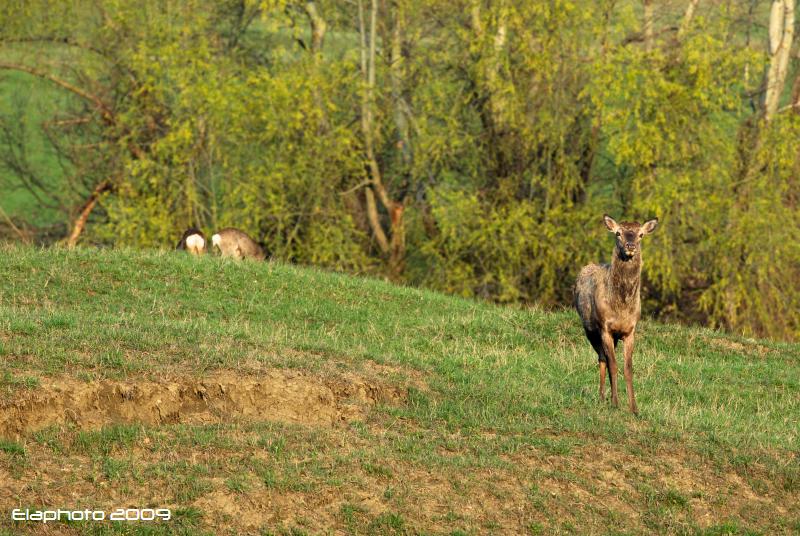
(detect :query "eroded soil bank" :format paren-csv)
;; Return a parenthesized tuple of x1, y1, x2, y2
(0, 369, 406, 439)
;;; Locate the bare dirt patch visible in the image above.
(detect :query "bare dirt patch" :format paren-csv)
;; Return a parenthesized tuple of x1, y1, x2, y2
(704, 336, 772, 357)
(506, 439, 799, 533)
(0, 369, 406, 439)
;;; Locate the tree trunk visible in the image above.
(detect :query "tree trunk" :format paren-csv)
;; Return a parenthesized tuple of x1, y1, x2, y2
(643, 0, 655, 51)
(389, 203, 405, 276)
(390, 0, 411, 170)
(357, 0, 406, 276)
(386, 0, 410, 278)
(470, 1, 509, 133)
(304, 2, 327, 54)
(304, 1, 329, 132)
(364, 187, 389, 252)
(764, 0, 795, 119)
(678, 0, 701, 38)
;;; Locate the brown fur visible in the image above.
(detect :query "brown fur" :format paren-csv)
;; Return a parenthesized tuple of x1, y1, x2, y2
(211, 228, 266, 261)
(574, 214, 659, 414)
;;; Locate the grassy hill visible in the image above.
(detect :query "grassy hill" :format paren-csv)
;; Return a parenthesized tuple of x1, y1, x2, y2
(0, 245, 797, 535)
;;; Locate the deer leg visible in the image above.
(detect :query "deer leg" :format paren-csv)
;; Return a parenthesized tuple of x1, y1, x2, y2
(623, 332, 638, 415)
(601, 331, 619, 408)
(587, 330, 606, 402)
(598, 359, 607, 402)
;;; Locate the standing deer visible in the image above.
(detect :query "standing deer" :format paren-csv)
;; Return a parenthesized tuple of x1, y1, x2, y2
(175, 228, 207, 256)
(211, 228, 266, 260)
(574, 214, 659, 415)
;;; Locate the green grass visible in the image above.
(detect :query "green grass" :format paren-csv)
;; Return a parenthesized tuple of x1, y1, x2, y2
(0, 245, 798, 534)
(0, 246, 796, 451)
(0, 439, 25, 457)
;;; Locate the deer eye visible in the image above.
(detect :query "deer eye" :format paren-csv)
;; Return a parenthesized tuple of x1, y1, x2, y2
(615, 231, 621, 237)
(639, 233, 643, 238)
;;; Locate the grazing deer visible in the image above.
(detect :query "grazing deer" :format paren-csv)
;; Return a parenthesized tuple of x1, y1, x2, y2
(574, 214, 659, 414)
(211, 228, 266, 260)
(175, 228, 207, 256)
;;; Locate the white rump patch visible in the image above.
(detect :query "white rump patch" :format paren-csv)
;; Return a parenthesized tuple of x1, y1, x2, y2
(211, 234, 221, 247)
(186, 234, 205, 250)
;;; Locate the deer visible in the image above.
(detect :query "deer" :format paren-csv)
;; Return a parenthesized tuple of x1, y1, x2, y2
(175, 228, 207, 256)
(211, 228, 266, 260)
(574, 214, 659, 415)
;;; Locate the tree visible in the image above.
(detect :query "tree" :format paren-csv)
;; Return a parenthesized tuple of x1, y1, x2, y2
(2, 0, 798, 339)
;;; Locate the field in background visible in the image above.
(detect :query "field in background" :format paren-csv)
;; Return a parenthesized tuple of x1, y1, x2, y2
(0, 61, 72, 228)
(0, 22, 351, 235)
(0, 246, 797, 535)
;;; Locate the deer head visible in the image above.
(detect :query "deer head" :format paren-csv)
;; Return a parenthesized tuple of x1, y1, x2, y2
(603, 215, 658, 260)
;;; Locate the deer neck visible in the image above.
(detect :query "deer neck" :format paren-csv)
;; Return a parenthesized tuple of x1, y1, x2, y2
(608, 246, 642, 306)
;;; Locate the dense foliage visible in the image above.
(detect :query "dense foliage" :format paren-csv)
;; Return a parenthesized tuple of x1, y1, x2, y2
(1, 0, 798, 340)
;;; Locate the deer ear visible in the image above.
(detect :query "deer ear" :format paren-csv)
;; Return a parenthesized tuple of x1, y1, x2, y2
(642, 218, 659, 235)
(603, 214, 619, 233)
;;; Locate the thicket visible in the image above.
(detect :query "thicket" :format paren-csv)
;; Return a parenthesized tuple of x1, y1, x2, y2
(1, 0, 798, 340)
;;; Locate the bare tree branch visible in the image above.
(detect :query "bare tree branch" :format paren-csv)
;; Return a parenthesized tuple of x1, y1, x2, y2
(0, 62, 145, 160)
(0, 205, 30, 243)
(0, 36, 110, 60)
(0, 62, 113, 122)
(66, 179, 112, 248)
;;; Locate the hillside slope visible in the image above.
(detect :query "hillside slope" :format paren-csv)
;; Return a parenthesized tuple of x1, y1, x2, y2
(0, 246, 798, 535)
